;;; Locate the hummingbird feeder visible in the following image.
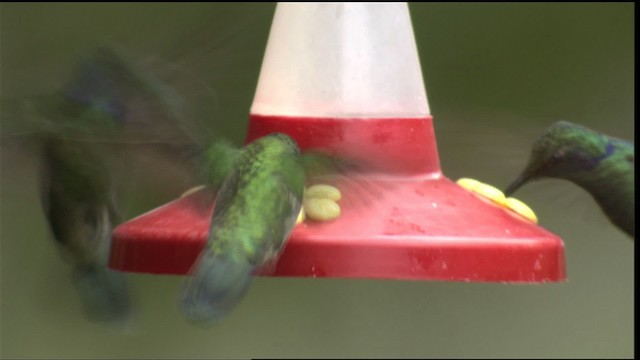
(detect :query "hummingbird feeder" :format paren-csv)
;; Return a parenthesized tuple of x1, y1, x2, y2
(110, 3, 566, 282)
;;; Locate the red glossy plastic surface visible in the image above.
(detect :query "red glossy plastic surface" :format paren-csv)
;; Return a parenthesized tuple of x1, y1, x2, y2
(110, 115, 566, 282)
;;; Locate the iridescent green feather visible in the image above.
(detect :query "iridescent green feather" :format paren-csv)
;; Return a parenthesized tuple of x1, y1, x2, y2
(505, 120, 634, 238)
(181, 133, 353, 324)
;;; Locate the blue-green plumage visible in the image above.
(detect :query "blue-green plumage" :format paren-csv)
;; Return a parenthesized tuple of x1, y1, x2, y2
(39, 136, 131, 323)
(3, 46, 206, 324)
(181, 133, 305, 324)
(505, 120, 634, 238)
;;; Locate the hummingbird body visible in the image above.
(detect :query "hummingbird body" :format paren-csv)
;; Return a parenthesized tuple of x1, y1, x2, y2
(39, 136, 131, 323)
(181, 133, 305, 324)
(5, 47, 199, 324)
(25, 55, 138, 323)
(505, 120, 634, 238)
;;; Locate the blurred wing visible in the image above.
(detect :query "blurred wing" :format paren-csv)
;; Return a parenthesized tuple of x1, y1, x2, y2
(300, 150, 364, 180)
(300, 150, 395, 213)
(2, 46, 211, 149)
(198, 138, 241, 189)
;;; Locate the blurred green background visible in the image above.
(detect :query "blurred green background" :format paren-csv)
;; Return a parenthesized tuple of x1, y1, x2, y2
(0, 3, 634, 358)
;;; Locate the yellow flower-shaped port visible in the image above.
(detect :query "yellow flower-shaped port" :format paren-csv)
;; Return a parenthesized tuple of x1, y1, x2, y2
(504, 197, 538, 223)
(300, 184, 342, 222)
(456, 177, 482, 192)
(305, 184, 342, 202)
(472, 182, 508, 207)
(456, 178, 538, 223)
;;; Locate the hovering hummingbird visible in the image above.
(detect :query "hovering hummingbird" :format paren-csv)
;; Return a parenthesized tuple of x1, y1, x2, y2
(180, 132, 357, 324)
(2, 46, 206, 324)
(504, 120, 634, 238)
(26, 52, 138, 324)
(39, 135, 131, 323)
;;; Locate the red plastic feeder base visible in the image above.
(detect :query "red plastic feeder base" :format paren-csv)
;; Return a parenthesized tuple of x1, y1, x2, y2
(109, 115, 566, 283)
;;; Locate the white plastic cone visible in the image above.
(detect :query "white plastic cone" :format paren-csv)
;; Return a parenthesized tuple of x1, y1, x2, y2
(251, 2, 430, 118)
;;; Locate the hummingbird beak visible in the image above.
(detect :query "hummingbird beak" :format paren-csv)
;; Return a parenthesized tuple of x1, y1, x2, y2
(505, 158, 545, 196)
(504, 173, 531, 196)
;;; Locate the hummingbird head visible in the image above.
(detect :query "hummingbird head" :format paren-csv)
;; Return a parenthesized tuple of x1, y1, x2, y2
(505, 121, 612, 196)
(64, 50, 128, 122)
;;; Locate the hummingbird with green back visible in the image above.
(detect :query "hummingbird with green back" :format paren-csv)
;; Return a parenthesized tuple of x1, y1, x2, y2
(24, 50, 139, 324)
(180, 132, 357, 324)
(2, 46, 207, 324)
(504, 120, 634, 238)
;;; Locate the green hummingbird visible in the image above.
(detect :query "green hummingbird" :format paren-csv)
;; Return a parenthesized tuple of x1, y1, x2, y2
(2, 46, 206, 323)
(180, 132, 355, 324)
(25, 53, 137, 324)
(504, 120, 634, 238)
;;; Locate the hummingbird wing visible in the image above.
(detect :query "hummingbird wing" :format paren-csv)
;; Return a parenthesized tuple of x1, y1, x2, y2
(2, 46, 210, 155)
(4, 46, 224, 325)
(299, 149, 395, 213)
(198, 138, 242, 189)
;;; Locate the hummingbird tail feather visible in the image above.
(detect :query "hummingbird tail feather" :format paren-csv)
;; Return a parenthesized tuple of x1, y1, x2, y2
(71, 265, 132, 324)
(180, 251, 253, 324)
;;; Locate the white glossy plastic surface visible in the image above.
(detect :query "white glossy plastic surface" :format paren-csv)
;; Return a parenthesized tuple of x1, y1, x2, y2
(251, 2, 430, 118)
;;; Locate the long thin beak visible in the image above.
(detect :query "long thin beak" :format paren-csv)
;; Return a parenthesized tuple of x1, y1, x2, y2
(504, 173, 530, 196)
